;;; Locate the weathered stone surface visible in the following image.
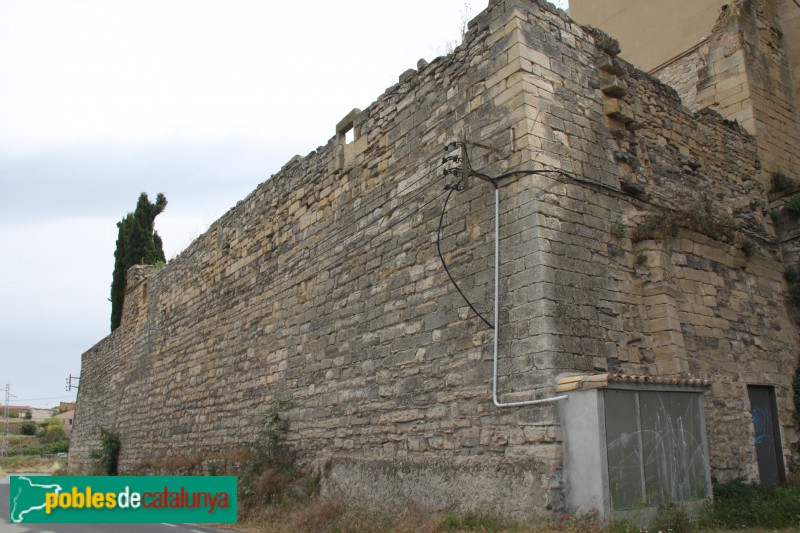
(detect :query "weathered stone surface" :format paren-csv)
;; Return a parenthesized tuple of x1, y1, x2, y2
(653, 0, 800, 186)
(70, 0, 798, 519)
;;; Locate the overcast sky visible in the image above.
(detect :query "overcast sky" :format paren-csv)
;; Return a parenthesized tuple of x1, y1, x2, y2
(0, 0, 569, 409)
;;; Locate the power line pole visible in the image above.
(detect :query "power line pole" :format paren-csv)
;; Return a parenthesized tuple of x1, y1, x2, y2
(1, 384, 10, 458)
(66, 374, 80, 392)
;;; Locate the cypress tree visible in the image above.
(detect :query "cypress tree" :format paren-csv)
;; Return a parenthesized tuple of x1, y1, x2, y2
(110, 192, 167, 331)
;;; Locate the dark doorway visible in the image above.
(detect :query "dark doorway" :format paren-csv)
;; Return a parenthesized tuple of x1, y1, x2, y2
(747, 385, 785, 486)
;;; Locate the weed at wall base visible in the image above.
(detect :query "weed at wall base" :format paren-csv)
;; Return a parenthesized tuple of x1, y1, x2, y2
(89, 427, 120, 476)
(701, 480, 800, 529)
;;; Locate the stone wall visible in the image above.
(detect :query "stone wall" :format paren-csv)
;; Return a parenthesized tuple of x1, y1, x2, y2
(780, 0, 800, 114)
(71, 0, 799, 518)
(653, 0, 800, 184)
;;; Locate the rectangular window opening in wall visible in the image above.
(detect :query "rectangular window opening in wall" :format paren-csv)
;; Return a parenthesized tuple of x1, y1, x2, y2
(559, 376, 712, 520)
(336, 108, 361, 146)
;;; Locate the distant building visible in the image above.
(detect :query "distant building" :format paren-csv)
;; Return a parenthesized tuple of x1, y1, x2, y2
(55, 410, 76, 438)
(570, 0, 800, 182)
(58, 402, 76, 414)
(3, 405, 31, 418)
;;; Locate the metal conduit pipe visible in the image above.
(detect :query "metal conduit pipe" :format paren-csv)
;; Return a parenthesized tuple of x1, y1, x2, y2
(491, 186, 568, 407)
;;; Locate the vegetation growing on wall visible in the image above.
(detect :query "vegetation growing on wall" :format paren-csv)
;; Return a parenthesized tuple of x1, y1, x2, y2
(770, 170, 797, 194)
(631, 203, 735, 243)
(110, 192, 167, 331)
(769, 171, 800, 231)
(794, 363, 800, 426)
(90, 427, 120, 476)
(238, 400, 311, 517)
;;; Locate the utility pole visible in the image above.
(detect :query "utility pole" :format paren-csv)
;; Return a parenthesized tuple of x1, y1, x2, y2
(65, 374, 80, 392)
(1, 384, 10, 458)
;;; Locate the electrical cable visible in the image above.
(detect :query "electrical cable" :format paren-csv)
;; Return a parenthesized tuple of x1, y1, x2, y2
(436, 149, 610, 331)
(437, 182, 495, 330)
(435, 141, 499, 329)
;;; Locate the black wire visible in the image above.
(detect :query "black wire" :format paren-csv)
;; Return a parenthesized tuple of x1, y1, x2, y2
(436, 157, 594, 331)
(437, 184, 495, 330)
(493, 169, 565, 182)
(438, 151, 650, 333)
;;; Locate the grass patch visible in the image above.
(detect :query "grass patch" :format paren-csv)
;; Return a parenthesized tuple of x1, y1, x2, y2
(239, 499, 440, 533)
(20, 439, 69, 456)
(232, 494, 800, 533)
(440, 511, 507, 532)
(0, 456, 66, 473)
(701, 480, 800, 529)
(649, 499, 693, 533)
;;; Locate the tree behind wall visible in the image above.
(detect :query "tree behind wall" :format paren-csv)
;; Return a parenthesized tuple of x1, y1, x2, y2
(110, 192, 167, 331)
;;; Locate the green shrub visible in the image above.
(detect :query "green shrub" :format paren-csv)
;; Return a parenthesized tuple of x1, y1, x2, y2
(21, 440, 69, 456)
(90, 427, 121, 476)
(772, 171, 796, 193)
(19, 421, 37, 436)
(785, 195, 800, 217)
(43, 420, 66, 443)
(239, 400, 300, 515)
(786, 266, 800, 284)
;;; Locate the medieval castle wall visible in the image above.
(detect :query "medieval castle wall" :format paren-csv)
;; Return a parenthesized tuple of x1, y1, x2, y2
(71, 0, 798, 518)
